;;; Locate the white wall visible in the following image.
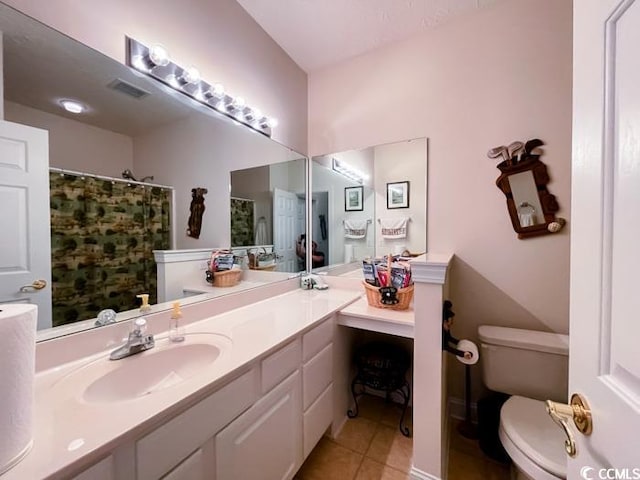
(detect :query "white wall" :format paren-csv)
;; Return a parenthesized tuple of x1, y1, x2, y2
(309, 0, 572, 405)
(5, 101, 134, 176)
(374, 138, 427, 256)
(3, 0, 308, 153)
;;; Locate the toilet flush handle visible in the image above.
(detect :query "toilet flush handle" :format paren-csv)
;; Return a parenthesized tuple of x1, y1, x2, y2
(545, 393, 593, 457)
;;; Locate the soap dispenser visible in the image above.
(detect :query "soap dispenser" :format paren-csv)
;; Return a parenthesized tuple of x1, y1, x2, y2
(136, 293, 151, 314)
(169, 301, 185, 342)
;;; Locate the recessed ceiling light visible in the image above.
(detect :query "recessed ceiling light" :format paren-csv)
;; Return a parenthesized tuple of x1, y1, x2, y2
(60, 100, 85, 114)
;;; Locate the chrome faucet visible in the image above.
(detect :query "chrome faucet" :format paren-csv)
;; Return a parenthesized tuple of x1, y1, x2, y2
(109, 318, 155, 360)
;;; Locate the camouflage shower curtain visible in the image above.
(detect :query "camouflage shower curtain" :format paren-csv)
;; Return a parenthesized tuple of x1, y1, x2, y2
(49, 174, 171, 327)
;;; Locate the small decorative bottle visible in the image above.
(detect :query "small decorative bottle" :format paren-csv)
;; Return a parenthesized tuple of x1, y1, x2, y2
(169, 301, 185, 342)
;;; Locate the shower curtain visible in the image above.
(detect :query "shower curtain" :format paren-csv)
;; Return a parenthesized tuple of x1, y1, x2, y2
(230, 198, 255, 246)
(49, 174, 171, 327)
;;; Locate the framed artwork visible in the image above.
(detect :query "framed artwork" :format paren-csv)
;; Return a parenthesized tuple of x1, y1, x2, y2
(345, 186, 364, 211)
(387, 181, 410, 209)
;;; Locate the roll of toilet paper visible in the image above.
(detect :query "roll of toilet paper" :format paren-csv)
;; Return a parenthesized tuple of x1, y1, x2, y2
(456, 339, 479, 365)
(344, 244, 354, 263)
(0, 304, 37, 475)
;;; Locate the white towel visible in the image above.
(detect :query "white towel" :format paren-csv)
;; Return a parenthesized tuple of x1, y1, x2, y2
(254, 217, 268, 245)
(344, 219, 368, 239)
(379, 217, 409, 239)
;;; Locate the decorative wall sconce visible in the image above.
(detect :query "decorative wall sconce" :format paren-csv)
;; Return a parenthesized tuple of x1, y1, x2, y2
(127, 38, 277, 137)
(490, 138, 566, 239)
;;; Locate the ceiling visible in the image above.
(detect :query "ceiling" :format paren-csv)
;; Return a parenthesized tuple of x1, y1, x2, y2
(236, 0, 504, 72)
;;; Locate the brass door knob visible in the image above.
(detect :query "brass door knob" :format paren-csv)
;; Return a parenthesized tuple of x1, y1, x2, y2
(19, 279, 47, 292)
(546, 393, 592, 457)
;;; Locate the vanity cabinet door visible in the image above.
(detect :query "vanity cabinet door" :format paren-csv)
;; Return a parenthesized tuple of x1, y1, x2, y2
(72, 456, 115, 480)
(160, 442, 212, 480)
(215, 370, 302, 480)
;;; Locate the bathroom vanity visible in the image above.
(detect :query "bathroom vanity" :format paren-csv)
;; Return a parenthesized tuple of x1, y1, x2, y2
(1, 253, 451, 480)
(3, 287, 360, 480)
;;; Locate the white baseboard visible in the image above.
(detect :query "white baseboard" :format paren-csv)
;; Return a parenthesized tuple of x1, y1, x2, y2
(448, 397, 478, 423)
(410, 466, 442, 480)
(330, 414, 349, 439)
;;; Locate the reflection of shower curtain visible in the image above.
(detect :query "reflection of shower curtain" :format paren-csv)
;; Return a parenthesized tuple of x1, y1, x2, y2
(230, 198, 255, 246)
(49, 174, 171, 327)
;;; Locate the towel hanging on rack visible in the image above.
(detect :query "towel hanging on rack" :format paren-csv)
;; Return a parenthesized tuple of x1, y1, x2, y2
(379, 217, 409, 239)
(254, 217, 268, 245)
(344, 219, 368, 239)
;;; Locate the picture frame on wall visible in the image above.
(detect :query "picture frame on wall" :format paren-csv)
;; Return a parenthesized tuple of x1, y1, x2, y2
(387, 181, 410, 209)
(345, 186, 364, 211)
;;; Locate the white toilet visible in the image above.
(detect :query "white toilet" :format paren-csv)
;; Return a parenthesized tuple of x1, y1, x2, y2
(478, 325, 570, 480)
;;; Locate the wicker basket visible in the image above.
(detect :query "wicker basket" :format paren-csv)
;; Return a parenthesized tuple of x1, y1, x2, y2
(363, 281, 414, 310)
(213, 269, 242, 287)
(250, 264, 277, 271)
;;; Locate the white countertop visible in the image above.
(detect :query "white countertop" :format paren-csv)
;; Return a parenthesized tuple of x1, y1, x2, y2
(2, 288, 361, 480)
(338, 296, 415, 339)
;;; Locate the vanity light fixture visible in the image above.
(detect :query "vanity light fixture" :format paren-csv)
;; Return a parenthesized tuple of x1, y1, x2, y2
(127, 37, 276, 137)
(332, 158, 368, 184)
(60, 99, 85, 114)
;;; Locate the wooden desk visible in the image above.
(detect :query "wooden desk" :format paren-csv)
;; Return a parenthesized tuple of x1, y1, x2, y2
(338, 296, 415, 339)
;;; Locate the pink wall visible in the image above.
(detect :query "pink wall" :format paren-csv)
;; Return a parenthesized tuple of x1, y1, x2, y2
(4, 0, 308, 153)
(309, 0, 573, 399)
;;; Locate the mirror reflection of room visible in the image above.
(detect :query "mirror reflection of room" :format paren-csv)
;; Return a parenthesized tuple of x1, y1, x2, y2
(0, 4, 305, 335)
(230, 160, 306, 273)
(508, 171, 544, 227)
(312, 138, 427, 270)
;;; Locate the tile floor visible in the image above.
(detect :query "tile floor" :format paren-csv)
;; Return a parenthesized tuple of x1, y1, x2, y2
(295, 395, 511, 480)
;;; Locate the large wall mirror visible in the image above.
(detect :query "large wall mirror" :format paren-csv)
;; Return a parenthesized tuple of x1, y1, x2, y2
(311, 138, 428, 273)
(0, 3, 306, 339)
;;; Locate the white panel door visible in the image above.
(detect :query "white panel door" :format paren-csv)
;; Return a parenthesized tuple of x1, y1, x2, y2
(570, 0, 640, 473)
(0, 120, 51, 329)
(273, 187, 297, 272)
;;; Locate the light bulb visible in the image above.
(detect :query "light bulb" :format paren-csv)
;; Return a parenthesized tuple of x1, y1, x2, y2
(232, 97, 245, 110)
(181, 67, 201, 85)
(267, 117, 278, 128)
(60, 100, 85, 114)
(212, 83, 225, 98)
(149, 44, 170, 67)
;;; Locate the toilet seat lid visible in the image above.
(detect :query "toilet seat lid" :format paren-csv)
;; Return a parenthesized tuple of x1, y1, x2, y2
(500, 396, 567, 478)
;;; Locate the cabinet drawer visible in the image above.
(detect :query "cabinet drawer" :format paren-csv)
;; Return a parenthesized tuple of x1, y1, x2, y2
(303, 343, 333, 410)
(303, 384, 333, 459)
(216, 371, 303, 480)
(137, 368, 259, 480)
(261, 338, 301, 394)
(302, 318, 333, 362)
(72, 456, 114, 480)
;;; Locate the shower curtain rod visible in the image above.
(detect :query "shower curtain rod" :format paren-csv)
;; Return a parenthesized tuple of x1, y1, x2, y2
(49, 167, 174, 190)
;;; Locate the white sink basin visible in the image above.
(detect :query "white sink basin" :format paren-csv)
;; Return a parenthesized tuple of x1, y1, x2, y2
(54, 333, 232, 404)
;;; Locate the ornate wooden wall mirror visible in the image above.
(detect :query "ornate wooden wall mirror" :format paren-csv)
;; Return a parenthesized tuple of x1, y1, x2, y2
(489, 139, 566, 239)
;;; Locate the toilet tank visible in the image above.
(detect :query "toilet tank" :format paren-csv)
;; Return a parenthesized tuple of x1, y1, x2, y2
(478, 325, 569, 402)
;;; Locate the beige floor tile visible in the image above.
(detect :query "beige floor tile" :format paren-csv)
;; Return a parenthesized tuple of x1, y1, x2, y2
(379, 404, 412, 434)
(297, 437, 363, 480)
(448, 421, 484, 458)
(351, 395, 387, 422)
(335, 416, 379, 454)
(365, 425, 413, 473)
(484, 458, 511, 480)
(355, 458, 409, 480)
(448, 449, 489, 480)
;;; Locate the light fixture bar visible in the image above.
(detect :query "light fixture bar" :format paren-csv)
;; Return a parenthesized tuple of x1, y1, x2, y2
(126, 37, 276, 137)
(332, 158, 366, 184)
